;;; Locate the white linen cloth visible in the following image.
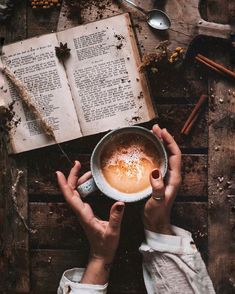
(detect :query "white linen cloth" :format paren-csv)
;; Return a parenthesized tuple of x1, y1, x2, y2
(58, 225, 215, 294)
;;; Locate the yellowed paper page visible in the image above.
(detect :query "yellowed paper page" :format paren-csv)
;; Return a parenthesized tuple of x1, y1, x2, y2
(0, 33, 82, 153)
(57, 13, 156, 136)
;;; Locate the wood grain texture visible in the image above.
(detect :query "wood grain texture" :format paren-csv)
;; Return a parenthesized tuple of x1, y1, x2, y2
(27, 8, 61, 38)
(29, 202, 207, 293)
(29, 202, 208, 254)
(229, 0, 235, 22)
(0, 159, 30, 292)
(0, 1, 29, 292)
(27, 153, 207, 197)
(207, 49, 235, 291)
(157, 104, 208, 149)
(0, 1, 27, 44)
(207, 0, 230, 24)
(208, 79, 235, 291)
(30, 249, 146, 294)
(1, 0, 225, 292)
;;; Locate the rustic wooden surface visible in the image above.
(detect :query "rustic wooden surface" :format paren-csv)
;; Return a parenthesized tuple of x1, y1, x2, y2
(0, 0, 234, 293)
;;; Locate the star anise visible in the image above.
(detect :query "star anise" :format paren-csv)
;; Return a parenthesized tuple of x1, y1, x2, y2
(55, 42, 71, 60)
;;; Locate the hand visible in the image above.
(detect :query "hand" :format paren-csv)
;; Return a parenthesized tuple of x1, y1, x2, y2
(56, 161, 125, 284)
(143, 125, 182, 234)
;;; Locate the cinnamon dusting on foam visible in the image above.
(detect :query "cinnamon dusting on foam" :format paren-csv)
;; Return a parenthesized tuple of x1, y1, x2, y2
(101, 135, 161, 194)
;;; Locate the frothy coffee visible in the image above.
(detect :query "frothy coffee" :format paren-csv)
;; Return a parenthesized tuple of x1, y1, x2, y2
(100, 134, 161, 194)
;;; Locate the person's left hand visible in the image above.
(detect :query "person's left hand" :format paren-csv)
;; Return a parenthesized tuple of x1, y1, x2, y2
(143, 125, 182, 235)
(56, 161, 125, 264)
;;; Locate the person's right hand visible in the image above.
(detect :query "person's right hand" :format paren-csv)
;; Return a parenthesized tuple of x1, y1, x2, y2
(143, 125, 182, 234)
(56, 161, 125, 264)
(56, 162, 125, 285)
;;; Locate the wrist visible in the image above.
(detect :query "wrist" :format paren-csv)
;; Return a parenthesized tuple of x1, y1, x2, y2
(144, 222, 174, 235)
(88, 255, 113, 271)
(81, 255, 112, 285)
(89, 252, 114, 265)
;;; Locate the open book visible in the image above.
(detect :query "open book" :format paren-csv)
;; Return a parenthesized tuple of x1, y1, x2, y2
(0, 13, 156, 154)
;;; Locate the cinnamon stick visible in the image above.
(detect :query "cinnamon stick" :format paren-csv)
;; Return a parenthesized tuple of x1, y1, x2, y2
(181, 94, 207, 135)
(183, 111, 200, 135)
(196, 54, 235, 79)
(195, 56, 222, 75)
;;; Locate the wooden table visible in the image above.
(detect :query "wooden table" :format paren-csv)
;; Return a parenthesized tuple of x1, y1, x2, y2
(0, 1, 234, 293)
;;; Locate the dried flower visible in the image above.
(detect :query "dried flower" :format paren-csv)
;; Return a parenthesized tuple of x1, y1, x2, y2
(169, 47, 184, 63)
(30, 0, 62, 9)
(139, 41, 185, 73)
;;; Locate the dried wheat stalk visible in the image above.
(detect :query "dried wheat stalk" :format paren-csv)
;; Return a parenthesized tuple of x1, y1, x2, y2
(11, 169, 37, 234)
(0, 65, 55, 140)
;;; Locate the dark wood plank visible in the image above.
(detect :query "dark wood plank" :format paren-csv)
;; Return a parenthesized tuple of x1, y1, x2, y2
(229, 0, 235, 23)
(29, 202, 208, 254)
(30, 249, 87, 294)
(28, 153, 207, 197)
(30, 202, 207, 293)
(0, 1, 27, 44)
(157, 104, 208, 149)
(207, 0, 230, 24)
(0, 158, 30, 292)
(181, 155, 208, 197)
(31, 249, 146, 294)
(207, 51, 235, 292)
(29, 200, 145, 251)
(206, 5, 235, 292)
(208, 77, 235, 293)
(0, 1, 29, 292)
(152, 76, 208, 102)
(27, 7, 61, 38)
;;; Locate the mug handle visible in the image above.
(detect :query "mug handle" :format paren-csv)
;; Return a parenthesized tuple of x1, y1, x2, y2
(77, 177, 98, 198)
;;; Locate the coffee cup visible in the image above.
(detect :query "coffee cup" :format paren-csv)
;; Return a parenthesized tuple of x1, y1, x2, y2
(77, 126, 168, 203)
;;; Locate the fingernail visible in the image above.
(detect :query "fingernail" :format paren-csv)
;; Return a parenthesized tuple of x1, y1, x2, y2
(116, 204, 124, 212)
(152, 169, 160, 179)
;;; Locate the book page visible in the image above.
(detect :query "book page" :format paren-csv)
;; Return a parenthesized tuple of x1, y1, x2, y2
(57, 13, 156, 136)
(0, 33, 82, 153)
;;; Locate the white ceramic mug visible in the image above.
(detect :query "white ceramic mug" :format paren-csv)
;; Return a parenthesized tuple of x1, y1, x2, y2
(77, 126, 168, 203)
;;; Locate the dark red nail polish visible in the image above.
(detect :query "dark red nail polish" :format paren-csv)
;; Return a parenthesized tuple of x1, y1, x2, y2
(152, 169, 160, 179)
(116, 204, 124, 212)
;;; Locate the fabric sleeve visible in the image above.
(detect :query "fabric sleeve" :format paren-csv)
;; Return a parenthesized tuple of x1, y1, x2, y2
(139, 225, 215, 294)
(57, 268, 108, 294)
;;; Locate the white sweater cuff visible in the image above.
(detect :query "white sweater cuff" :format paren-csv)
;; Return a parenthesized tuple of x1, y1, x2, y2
(140, 225, 197, 255)
(58, 268, 108, 294)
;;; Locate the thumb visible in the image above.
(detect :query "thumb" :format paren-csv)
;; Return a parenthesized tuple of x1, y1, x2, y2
(108, 202, 125, 231)
(150, 169, 165, 199)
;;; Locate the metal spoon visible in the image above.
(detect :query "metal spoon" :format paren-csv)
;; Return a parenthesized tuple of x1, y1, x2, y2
(121, 0, 171, 30)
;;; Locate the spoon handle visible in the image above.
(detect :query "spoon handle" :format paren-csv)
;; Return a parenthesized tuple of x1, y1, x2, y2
(121, 0, 147, 16)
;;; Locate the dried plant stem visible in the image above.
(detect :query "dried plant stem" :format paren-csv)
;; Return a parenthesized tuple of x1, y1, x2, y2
(0, 66, 55, 140)
(57, 142, 73, 165)
(1, 65, 73, 165)
(11, 169, 37, 234)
